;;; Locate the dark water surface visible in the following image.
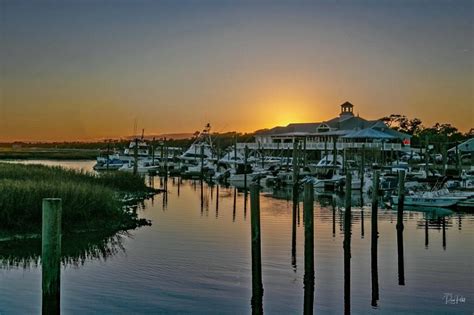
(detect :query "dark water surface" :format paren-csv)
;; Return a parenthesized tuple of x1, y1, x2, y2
(1, 161, 473, 314)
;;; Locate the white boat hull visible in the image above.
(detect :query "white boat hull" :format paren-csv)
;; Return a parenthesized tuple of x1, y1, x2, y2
(391, 196, 465, 208)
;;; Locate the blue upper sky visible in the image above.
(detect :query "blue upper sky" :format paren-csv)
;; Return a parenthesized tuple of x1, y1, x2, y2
(1, 0, 472, 140)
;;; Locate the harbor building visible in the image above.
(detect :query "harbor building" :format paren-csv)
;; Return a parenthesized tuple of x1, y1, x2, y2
(239, 102, 411, 152)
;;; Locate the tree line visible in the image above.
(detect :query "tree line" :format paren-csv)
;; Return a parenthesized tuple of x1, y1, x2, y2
(380, 114, 473, 147)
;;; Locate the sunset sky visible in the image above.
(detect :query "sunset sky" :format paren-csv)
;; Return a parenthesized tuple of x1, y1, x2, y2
(1, 0, 473, 141)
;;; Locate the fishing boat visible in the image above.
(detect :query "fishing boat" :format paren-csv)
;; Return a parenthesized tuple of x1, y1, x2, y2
(93, 157, 124, 171)
(179, 123, 214, 171)
(391, 189, 467, 208)
(118, 159, 159, 173)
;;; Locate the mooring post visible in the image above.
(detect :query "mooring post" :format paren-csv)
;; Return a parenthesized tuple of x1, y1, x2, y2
(371, 170, 379, 307)
(133, 138, 139, 175)
(455, 140, 460, 175)
(42, 198, 62, 315)
(397, 170, 405, 229)
(425, 137, 430, 175)
(343, 172, 352, 315)
(244, 145, 249, 190)
(250, 184, 263, 314)
(333, 137, 337, 173)
(151, 137, 155, 166)
(106, 140, 110, 170)
(200, 145, 205, 181)
(233, 187, 237, 222)
(234, 133, 237, 170)
(292, 139, 299, 269)
(324, 136, 328, 163)
(442, 140, 448, 176)
(397, 170, 405, 285)
(425, 215, 429, 248)
(303, 137, 307, 168)
(303, 183, 315, 315)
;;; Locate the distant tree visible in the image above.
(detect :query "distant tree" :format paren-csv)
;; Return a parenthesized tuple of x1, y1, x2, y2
(383, 114, 471, 148)
(380, 114, 422, 135)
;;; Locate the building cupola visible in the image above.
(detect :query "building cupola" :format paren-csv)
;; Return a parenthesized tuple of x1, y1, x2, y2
(340, 101, 354, 117)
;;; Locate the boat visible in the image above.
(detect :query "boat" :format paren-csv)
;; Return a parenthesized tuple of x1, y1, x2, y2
(391, 189, 467, 208)
(118, 159, 159, 173)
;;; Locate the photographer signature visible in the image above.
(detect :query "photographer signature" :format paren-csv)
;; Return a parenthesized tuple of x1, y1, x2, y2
(443, 293, 466, 305)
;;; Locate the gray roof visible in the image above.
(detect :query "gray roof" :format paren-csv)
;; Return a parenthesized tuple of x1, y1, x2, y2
(342, 128, 395, 139)
(448, 138, 474, 153)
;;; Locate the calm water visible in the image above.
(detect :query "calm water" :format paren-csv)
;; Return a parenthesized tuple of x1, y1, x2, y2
(1, 160, 473, 314)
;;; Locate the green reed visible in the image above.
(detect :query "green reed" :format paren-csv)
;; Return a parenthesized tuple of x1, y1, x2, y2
(0, 163, 150, 232)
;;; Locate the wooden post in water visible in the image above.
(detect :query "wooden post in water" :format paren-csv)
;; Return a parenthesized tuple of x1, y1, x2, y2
(360, 144, 365, 192)
(234, 133, 237, 169)
(215, 184, 219, 218)
(455, 141, 461, 175)
(42, 198, 62, 315)
(442, 140, 448, 176)
(343, 172, 352, 315)
(342, 147, 346, 173)
(424, 214, 429, 248)
(303, 183, 315, 315)
(303, 137, 307, 168)
(371, 171, 379, 307)
(200, 145, 205, 181)
(164, 140, 169, 182)
(396, 170, 405, 286)
(106, 140, 110, 170)
(292, 139, 299, 270)
(324, 136, 328, 163)
(133, 138, 138, 175)
(442, 216, 446, 250)
(244, 145, 249, 190)
(425, 137, 429, 175)
(151, 137, 155, 166)
(333, 136, 337, 173)
(250, 184, 263, 314)
(233, 187, 237, 222)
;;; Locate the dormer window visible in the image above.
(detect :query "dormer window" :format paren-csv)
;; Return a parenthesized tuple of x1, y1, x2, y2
(317, 123, 330, 133)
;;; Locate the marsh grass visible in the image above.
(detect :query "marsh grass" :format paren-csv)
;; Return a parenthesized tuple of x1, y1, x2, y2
(0, 163, 151, 232)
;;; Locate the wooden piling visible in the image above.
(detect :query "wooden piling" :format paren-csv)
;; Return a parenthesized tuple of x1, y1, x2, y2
(455, 141, 461, 175)
(424, 137, 430, 175)
(303, 137, 307, 168)
(233, 187, 237, 222)
(244, 145, 249, 190)
(292, 140, 298, 270)
(371, 171, 379, 307)
(425, 215, 429, 248)
(397, 170, 405, 286)
(442, 141, 447, 176)
(151, 137, 155, 166)
(200, 145, 205, 181)
(333, 137, 337, 173)
(303, 183, 315, 315)
(234, 133, 238, 169)
(106, 140, 110, 170)
(42, 198, 62, 315)
(442, 217, 446, 250)
(133, 138, 138, 175)
(250, 184, 263, 314)
(343, 172, 352, 315)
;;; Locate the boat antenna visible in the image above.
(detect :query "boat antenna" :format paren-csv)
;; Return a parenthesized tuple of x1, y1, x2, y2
(141, 128, 145, 140)
(133, 119, 138, 139)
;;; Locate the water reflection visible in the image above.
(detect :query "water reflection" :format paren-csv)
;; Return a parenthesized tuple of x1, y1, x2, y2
(0, 231, 127, 270)
(2, 166, 473, 314)
(343, 201, 352, 314)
